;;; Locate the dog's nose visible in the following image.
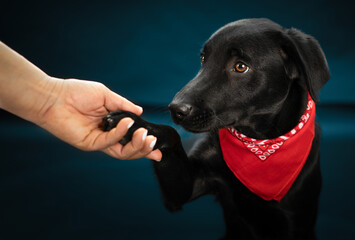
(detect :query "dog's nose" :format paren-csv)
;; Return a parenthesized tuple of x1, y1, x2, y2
(169, 103, 193, 121)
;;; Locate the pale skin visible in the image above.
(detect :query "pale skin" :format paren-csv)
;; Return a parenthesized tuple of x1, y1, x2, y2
(0, 42, 162, 161)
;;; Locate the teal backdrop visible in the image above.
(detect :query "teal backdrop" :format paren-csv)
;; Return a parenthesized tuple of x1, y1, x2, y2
(0, 0, 354, 239)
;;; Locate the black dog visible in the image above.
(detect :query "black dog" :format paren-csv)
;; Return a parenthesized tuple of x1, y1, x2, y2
(103, 18, 329, 240)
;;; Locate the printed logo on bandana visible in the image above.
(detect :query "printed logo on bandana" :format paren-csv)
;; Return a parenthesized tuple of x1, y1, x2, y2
(227, 98, 314, 161)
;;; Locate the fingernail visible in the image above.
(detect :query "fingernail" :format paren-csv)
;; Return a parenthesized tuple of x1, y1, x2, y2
(137, 106, 143, 114)
(142, 129, 148, 141)
(149, 138, 157, 149)
(127, 120, 134, 129)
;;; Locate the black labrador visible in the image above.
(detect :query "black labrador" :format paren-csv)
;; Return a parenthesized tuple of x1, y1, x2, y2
(103, 18, 329, 240)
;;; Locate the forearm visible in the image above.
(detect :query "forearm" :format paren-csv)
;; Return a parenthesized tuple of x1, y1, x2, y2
(0, 42, 162, 160)
(0, 41, 61, 124)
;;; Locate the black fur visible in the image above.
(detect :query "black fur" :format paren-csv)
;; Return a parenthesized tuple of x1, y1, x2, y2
(103, 18, 329, 239)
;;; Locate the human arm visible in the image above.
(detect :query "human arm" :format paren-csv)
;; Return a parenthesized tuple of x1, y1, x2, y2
(0, 41, 162, 161)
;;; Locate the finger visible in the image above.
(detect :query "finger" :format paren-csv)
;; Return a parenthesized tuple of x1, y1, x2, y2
(146, 149, 163, 162)
(102, 143, 124, 159)
(128, 135, 158, 160)
(140, 136, 162, 161)
(129, 127, 148, 154)
(105, 89, 143, 116)
(83, 117, 134, 151)
(117, 128, 150, 159)
(102, 136, 162, 161)
(103, 128, 148, 159)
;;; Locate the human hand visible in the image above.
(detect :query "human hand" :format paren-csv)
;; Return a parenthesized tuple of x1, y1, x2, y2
(38, 77, 162, 161)
(0, 42, 161, 160)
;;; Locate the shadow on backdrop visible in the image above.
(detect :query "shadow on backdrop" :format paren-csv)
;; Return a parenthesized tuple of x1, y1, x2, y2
(0, 0, 354, 239)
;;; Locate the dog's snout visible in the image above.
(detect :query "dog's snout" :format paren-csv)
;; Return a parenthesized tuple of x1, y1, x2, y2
(169, 103, 193, 121)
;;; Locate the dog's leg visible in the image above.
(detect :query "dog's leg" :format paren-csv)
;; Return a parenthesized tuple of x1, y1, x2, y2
(102, 110, 214, 211)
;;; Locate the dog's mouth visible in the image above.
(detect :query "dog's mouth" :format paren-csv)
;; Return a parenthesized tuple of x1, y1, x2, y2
(170, 108, 214, 133)
(170, 109, 235, 133)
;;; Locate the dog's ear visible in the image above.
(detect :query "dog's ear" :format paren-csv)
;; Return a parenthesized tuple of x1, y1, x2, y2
(279, 28, 330, 102)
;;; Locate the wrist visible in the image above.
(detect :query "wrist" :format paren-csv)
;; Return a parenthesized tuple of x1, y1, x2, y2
(0, 73, 64, 126)
(29, 76, 64, 127)
(0, 42, 64, 125)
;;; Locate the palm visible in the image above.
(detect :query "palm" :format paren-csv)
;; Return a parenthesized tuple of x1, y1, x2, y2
(41, 78, 162, 161)
(56, 80, 109, 148)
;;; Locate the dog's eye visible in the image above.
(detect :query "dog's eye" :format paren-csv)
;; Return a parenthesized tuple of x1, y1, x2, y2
(234, 62, 249, 73)
(200, 54, 205, 64)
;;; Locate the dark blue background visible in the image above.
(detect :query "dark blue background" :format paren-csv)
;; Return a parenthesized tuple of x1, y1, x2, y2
(1, 0, 354, 239)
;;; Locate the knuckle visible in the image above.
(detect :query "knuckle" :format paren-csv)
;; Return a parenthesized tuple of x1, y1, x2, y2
(140, 146, 152, 155)
(120, 148, 135, 160)
(94, 81, 106, 89)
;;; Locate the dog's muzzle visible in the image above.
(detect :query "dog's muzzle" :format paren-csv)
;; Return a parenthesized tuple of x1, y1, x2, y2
(169, 103, 192, 122)
(169, 103, 214, 132)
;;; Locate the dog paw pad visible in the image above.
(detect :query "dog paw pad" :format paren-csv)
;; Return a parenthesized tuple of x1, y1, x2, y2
(102, 116, 117, 131)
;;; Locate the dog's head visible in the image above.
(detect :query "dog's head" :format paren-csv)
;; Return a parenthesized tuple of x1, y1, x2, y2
(169, 18, 329, 135)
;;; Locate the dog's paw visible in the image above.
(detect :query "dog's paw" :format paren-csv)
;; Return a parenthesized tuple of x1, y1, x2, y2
(102, 110, 181, 151)
(102, 110, 138, 145)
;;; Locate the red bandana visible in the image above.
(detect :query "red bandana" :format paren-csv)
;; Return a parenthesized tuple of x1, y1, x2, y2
(218, 95, 315, 202)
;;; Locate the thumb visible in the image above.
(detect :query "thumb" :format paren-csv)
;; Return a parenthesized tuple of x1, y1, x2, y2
(78, 117, 134, 151)
(104, 88, 143, 115)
